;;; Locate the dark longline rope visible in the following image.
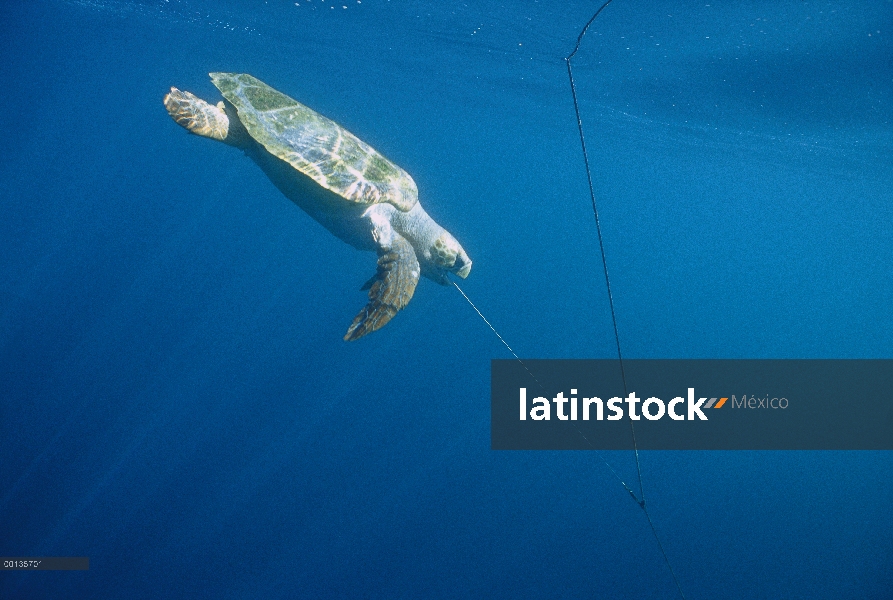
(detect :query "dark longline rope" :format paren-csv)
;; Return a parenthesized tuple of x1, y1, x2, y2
(565, 2, 687, 599)
(564, 0, 644, 507)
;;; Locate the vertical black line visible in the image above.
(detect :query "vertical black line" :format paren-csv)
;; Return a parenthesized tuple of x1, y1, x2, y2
(565, 3, 687, 599)
(565, 0, 643, 503)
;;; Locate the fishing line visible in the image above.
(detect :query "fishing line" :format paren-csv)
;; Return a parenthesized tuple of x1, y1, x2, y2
(565, 0, 645, 504)
(566, 2, 687, 598)
(452, 281, 641, 501)
(453, 281, 523, 364)
(452, 252, 682, 599)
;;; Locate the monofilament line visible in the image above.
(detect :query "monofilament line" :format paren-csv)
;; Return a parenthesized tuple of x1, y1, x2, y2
(452, 280, 640, 497)
(453, 281, 522, 362)
(453, 282, 542, 398)
(566, 2, 688, 599)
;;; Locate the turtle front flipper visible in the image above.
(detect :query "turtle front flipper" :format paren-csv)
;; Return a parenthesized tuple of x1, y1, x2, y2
(344, 235, 420, 341)
(163, 87, 232, 142)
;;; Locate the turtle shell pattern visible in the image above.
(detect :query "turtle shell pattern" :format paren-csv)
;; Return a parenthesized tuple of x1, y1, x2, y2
(210, 72, 418, 212)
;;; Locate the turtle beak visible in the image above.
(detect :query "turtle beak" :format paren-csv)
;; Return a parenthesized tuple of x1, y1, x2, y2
(454, 252, 472, 279)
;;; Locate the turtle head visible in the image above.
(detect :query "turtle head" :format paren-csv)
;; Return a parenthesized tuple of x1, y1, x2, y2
(429, 231, 472, 283)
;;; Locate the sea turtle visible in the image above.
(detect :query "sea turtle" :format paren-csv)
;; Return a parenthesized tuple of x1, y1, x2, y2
(163, 73, 471, 341)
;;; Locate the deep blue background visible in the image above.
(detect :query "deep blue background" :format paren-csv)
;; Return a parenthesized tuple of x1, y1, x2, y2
(2, 1, 891, 598)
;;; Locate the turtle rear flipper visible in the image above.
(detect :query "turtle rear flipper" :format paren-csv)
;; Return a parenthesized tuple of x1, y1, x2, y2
(344, 235, 419, 341)
(163, 87, 231, 142)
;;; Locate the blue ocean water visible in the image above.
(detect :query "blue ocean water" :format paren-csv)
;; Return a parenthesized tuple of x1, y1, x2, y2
(1, 0, 891, 598)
